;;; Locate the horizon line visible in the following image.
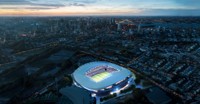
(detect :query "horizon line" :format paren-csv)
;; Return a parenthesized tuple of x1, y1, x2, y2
(0, 15, 200, 17)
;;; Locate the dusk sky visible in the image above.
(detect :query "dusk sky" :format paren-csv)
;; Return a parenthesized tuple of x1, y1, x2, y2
(0, 0, 200, 16)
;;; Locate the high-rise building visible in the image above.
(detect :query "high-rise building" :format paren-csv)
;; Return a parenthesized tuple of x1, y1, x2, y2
(117, 23, 121, 31)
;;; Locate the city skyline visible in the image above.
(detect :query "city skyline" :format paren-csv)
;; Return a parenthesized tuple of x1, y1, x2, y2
(0, 0, 200, 16)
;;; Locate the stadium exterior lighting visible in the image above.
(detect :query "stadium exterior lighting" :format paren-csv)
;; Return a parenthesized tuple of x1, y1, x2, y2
(72, 61, 136, 101)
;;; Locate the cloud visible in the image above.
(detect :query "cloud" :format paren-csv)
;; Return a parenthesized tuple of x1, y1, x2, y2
(175, 0, 200, 9)
(140, 8, 200, 16)
(1, 0, 200, 15)
(68, 3, 85, 6)
(173, 0, 200, 9)
(27, 0, 96, 6)
(0, 0, 87, 10)
(0, 0, 27, 2)
(64, 0, 97, 4)
(0, 0, 30, 5)
(0, 6, 58, 10)
(173, 0, 200, 5)
(27, 0, 66, 7)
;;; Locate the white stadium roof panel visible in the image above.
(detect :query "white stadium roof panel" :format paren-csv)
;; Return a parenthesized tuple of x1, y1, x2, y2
(72, 61, 133, 91)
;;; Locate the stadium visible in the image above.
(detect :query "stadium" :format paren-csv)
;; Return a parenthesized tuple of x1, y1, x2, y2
(72, 61, 135, 97)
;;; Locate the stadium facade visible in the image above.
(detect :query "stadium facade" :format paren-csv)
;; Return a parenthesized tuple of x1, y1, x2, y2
(72, 61, 135, 98)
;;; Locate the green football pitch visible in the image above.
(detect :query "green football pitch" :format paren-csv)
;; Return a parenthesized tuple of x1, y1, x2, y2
(91, 72, 111, 82)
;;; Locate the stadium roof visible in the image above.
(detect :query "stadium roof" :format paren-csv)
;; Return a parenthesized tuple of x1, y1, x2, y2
(72, 61, 133, 91)
(117, 19, 134, 25)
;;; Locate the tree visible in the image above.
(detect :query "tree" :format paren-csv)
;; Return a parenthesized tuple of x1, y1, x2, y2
(61, 60, 73, 70)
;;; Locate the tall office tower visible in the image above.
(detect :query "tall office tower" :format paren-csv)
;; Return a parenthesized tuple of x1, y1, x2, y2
(117, 23, 121, 31)
(137, 24, 141, 33)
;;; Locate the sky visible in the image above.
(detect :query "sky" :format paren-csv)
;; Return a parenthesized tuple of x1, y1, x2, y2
(0, 0, 200, 16)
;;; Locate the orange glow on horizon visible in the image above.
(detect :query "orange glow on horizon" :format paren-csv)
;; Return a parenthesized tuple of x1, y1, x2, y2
(0, 6, 141, 16)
